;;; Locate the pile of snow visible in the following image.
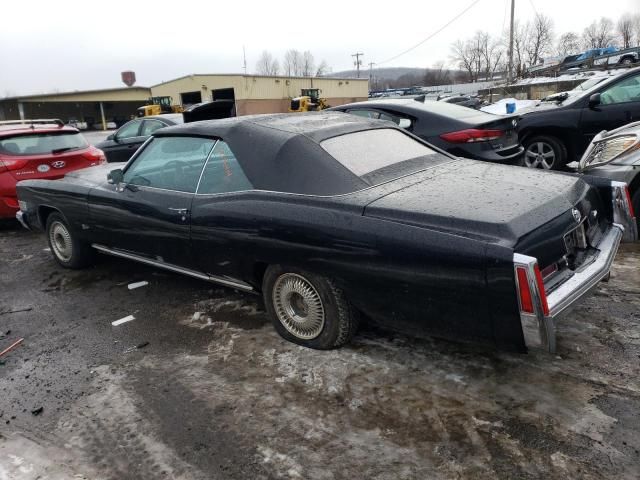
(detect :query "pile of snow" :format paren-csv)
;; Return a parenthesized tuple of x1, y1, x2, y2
(480, 98, 539, 115)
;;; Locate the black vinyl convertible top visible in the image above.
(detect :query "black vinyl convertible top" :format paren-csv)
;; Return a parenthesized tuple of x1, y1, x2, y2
(153, 112, 397, 195)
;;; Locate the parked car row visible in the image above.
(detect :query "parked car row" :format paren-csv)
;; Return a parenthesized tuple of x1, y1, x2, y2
(13, 112, 637, 356)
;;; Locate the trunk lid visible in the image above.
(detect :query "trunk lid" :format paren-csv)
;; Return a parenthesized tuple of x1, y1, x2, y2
(363, 160, 601, 251)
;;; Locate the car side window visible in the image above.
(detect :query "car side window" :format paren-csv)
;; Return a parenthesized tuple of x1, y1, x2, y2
(346, 109, 380, 119)
(116, 120, 142, 139)
(123, 136, 215, 193)
(600, 75, 640, 105)
(197, 141, 252, 195)
(140, 120, 166, 136)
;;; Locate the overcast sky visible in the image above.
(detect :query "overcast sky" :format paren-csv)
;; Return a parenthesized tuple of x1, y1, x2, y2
(1, 0, 638, 96)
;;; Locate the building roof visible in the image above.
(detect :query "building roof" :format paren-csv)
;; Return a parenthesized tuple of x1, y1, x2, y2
(1, 86, 151, 102)
(150, 73, 368, 88)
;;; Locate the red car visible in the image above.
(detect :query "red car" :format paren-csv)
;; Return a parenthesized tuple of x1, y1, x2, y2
(0, 119, 106, 219)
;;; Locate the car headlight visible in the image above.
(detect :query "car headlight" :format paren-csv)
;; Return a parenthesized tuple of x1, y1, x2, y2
(580, 134, 640, 170)
(18, 200, 28, 211)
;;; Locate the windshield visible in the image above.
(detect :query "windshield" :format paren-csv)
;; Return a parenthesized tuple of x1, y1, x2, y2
(321, 129, 440, 185)
(0, 131, 88, 156)
(571, 77, 607, 92)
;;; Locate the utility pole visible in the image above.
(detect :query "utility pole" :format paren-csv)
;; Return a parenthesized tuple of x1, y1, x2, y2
(368, 62, 375, 88)
(242, 45, 247, 75)
(507, 0, 515, 84)
(352, 52, 364, 78)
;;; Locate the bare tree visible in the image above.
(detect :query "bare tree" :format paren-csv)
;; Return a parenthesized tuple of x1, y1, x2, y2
(301, 51, 315, 77)
(618, 15, 634, 49)
(583, 17, 617, 49)
(424, 62, 451, 86)
(450, 38, 479, 82)
(283, 49, 303, 76)
(504, 20, 528, 78)
(524, 13, 554, 66)
(557, 32, 581, 56)
(315, 60, 330, 77)
(255, 50, 280, 76)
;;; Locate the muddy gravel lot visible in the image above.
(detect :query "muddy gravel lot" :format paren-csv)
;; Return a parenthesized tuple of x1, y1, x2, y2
(1, 219, 639, 479)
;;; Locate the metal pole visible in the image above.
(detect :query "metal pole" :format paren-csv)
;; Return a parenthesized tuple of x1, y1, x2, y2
(352, 53, 364, 78)
(99, 101, 106, 131)
(508, 0, 515, 84)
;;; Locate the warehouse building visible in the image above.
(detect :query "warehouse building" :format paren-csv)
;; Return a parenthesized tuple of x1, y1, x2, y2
(0, 74, 368, 128)
(150, 74, 368, 115)
(0, 87, 150, 128)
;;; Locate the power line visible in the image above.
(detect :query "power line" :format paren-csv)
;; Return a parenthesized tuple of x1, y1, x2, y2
(376, 0, 482, 66)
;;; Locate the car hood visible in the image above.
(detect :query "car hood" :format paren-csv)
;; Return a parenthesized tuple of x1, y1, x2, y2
(516, 101, 562, 115)
(364, 159, 590, 246)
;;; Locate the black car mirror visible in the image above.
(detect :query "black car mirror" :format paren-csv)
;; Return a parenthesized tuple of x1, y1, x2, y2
(588, 93, 601, 108)
(107, 168, 124, 185)
(106, 133, 115, 141)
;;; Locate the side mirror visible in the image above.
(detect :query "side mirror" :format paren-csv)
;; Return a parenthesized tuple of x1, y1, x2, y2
(107, 168, 124, 185)
(588, 93, 601, 108)
(106, 133, 115, 141)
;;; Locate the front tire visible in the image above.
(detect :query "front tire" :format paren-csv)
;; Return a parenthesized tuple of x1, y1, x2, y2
(46, 213, 94, 269)
(263, 266, 359, 349)
(522, 135, 567, 170)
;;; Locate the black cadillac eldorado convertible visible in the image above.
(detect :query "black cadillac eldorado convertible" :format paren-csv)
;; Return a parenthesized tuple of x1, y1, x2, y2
(15, 113, 637, 353)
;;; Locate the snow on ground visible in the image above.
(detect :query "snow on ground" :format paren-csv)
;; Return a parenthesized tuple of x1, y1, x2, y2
(480, 98, 539, 115)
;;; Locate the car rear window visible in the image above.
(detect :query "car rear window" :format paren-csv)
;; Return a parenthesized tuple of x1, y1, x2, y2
(0, 131, 88, 156)
(320, 129, 439, 184)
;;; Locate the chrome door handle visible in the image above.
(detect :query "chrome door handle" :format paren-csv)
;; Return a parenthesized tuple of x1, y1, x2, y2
(168, 208, 188, 214)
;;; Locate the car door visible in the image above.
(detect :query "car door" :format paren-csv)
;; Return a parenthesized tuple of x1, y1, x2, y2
(88, 135, 216, 268)
(580, 72, 640, 148)
(100, 120, 145, 163)
(190, 140, 255, 282)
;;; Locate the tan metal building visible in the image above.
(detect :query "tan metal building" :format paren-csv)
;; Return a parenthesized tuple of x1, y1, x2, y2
(0, 74, 368, 128)
(150, 74, 368, 115)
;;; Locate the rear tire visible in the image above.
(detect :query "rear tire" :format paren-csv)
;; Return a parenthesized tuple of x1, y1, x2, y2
(263, 265, 359, 349)
(46, 213, 94, 269)
(522, 135, 567, 170)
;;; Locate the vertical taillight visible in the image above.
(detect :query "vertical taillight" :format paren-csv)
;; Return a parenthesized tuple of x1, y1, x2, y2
(625, 185, 636, 219)
(533, 264, 550, 316)
(516, 266, 534, 313)
(515, 256, 549, 317)
(611, 181, 638, 242)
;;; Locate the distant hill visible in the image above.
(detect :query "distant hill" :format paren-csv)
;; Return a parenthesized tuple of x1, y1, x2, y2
(328, 67, 468, 89)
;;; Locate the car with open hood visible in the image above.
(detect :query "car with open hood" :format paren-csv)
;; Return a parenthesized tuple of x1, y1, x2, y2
(14, 112, 636, 354)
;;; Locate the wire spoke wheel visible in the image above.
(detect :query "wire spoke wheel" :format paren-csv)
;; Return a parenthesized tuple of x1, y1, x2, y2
(272, 273, 325, 340)
(524, 141, 556, 169)
(49, 221, 73, 262)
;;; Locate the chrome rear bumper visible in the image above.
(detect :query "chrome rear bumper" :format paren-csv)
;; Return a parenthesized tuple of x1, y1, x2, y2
(517, 224, 623, 353)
